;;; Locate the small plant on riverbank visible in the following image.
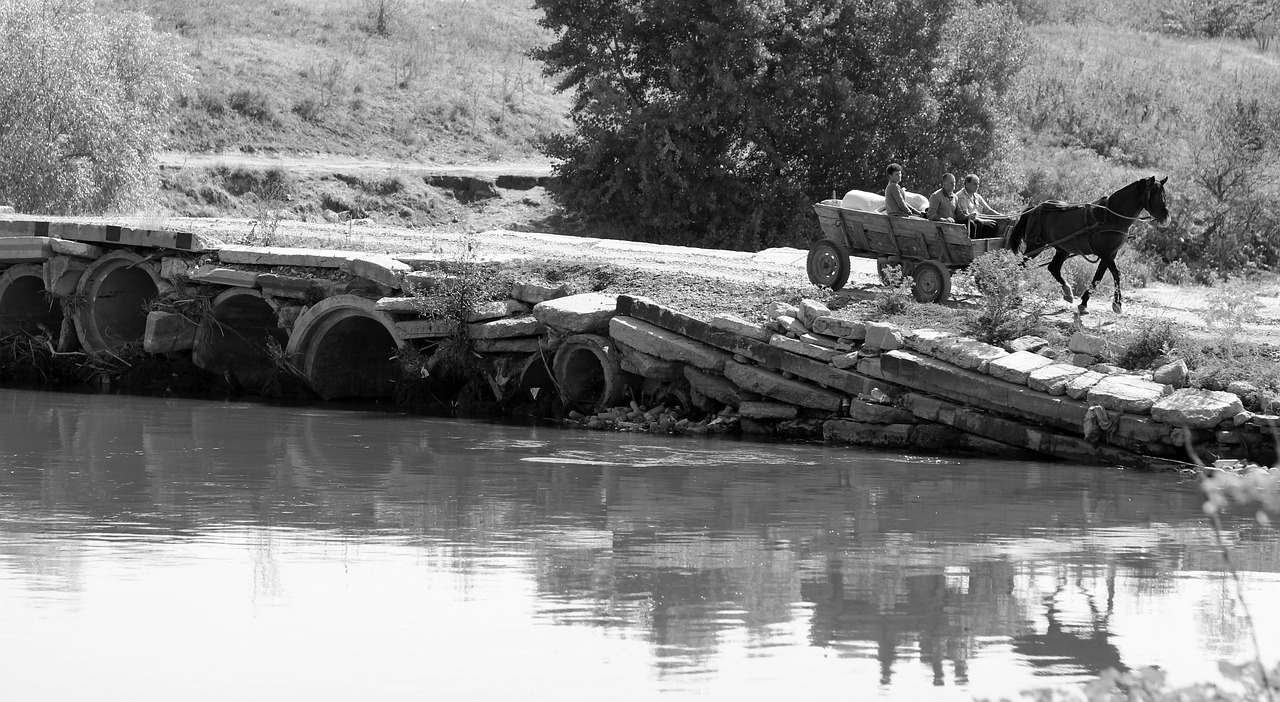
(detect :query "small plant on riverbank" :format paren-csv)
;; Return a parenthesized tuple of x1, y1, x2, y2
(873, 265, 915, 317)
(962, 250, 1057, 345)
(1201, 276, 1263, 360)
(1116, 317, 1183, 369)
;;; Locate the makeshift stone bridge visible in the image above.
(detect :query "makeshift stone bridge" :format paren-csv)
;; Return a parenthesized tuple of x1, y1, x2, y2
(0, 216, 1266, 469)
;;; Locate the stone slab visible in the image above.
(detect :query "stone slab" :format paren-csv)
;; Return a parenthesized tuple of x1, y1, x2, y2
(1064, 370, 1107, 400)
(404, 271, 460, 292)
(533, 292, 617, 333)
(864, 322, 904, 351)
(904, 328, 956, 354)
(1085, 375, 1168, 414)
(143, 311, 197, 353)
(467, 316, 544, 339)
(49, 238, 103, 259)
(187, 263, 259, 288)
(846, 400, 915, 424)
(739, 401, 799, 421)
(710, 313, 772, 342)
(42, 256, 87, 296)
(684, 366, 753, 407)
(218, 244, 352, 268)
(811, 316, 865, 340)
(610, 316, 730, 372)
(723, 361, 843, 411)
(375, 297, 431, 313)
(340, 254, 411, 288)
(770, 333, 838, 362)
(1028, 363, 1090, 395)
(986, 350, 1054, 385)
(1007, 336, 1049, 354)
(472, 337, 542, 353)
(468, 299, 529, 323)
(1151, 389, 1246, 429)
(0, 236, 55, 263)
(766, 301, 799, 320)
(823, 420, 915, 448)
(799, 332, 841, 350)
(395, 318, 459, 339)
(256, 273, 329, 299)
(511, 282, 568, 305)
(934, 337, 1008, 372)
(616, 341, 684, 381)
(1068, 331, 1116, 358)
(797, 298, 831, 326)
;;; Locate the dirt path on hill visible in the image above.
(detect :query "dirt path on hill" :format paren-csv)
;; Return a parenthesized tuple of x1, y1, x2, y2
(155, 152, 555, 179)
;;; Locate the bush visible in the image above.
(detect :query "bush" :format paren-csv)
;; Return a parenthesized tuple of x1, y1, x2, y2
(228, 88, 276, 122)
(1116, 317, 1182, 368)
(962, 250, 1059, 344)
(0, 0, 190, 214)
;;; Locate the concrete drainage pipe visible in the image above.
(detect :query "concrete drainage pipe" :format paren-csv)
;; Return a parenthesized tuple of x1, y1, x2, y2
(286, 294, 405, 400)
(193, 289, 290, 391)
(0, 264, 64, 339)
(552, 334, 634, 413)
(71, 251, 161, 352)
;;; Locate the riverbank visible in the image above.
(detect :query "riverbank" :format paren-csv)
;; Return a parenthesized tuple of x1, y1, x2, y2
(3, 212, 1279, 472)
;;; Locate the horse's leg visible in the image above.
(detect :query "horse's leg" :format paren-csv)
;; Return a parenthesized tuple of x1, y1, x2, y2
(1107, 256, 1122, 314)
(1047, 249, 1074, 305)
(1078, 257, 1109, 315)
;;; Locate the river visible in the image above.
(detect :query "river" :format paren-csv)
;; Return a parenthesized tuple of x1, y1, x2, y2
(1, 388, 1277, 701)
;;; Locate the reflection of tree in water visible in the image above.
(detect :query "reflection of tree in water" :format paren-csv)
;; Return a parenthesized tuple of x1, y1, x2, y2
(1013, 566, 1125, 676)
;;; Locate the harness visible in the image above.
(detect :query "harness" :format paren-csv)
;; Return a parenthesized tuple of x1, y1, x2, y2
(1019, 192, 1156, 260)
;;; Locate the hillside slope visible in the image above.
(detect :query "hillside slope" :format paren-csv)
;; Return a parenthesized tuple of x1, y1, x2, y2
(107, 0, 570, 163)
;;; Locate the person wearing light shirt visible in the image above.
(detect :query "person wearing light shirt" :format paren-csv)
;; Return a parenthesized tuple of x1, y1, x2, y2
(956, 173, 1003, 238)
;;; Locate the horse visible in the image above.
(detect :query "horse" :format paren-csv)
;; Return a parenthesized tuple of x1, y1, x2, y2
(1006, 176, 1168, 315)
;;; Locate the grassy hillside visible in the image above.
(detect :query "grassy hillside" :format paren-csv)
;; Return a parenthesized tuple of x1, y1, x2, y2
(105, 0, 570, 162)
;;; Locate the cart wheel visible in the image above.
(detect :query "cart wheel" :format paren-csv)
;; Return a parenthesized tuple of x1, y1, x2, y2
(912, 261, 952, 304)
(807, 239, 850, 291)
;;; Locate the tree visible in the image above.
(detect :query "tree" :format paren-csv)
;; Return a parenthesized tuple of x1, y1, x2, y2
(0, 0, 189, 214)
(532, 0, 1026, 250)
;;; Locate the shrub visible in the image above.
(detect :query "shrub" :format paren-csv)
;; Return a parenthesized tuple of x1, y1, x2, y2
(0, 0, 190, 214)
(1200, 276, 1263, 359)
(963, 250, 1058, 344)
(228, 88, 276, 122)
(292, 96, 324, 122)
(1116, 317, 1182, 368)
(872, 265, 915, 317)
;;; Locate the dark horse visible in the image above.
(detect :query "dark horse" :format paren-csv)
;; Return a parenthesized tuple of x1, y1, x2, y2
(1007, 176, 1168, 314)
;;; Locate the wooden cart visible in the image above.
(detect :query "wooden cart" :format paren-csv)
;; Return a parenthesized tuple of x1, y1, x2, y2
(807, 199, 1009, 303)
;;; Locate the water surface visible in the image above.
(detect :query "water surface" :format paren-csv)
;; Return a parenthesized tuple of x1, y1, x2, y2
(1, 389, 1277, 701)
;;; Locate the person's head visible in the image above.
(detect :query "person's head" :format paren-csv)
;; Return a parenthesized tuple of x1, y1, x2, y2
(887, 163, 903, 183)
(963, 173, 980, 194)
(941, 173, 956, 193)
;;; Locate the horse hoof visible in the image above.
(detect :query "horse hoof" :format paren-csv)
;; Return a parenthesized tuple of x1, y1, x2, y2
(1112, 301, 1122, 314)
(1062, 293, 1075, 305)
(1077, 305, 1089, 316)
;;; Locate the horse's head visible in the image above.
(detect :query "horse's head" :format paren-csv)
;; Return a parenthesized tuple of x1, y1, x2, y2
(1143, 176, 1169, 224)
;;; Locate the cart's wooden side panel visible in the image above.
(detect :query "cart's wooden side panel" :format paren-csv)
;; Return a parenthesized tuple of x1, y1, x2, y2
(814, 201, 981, 267)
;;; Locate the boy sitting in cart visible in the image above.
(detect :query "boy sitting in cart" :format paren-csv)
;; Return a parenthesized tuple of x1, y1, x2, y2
(884, 163, 925, 218)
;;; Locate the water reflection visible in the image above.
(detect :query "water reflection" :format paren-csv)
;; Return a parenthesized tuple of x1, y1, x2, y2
(1, 389, 1278, 701)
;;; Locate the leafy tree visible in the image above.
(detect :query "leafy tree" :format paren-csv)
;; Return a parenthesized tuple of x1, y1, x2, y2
(0, 0, 189, 214)
(532, 0, 1026, 250)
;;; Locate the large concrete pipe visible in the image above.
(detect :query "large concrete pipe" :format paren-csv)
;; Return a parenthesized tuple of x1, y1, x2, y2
(0, 264, 63, 338)
(551, 334, 635, 412)
(286, 294, 405, 400)
(72, 251, 161, 352)
(193, 289, 289, 391)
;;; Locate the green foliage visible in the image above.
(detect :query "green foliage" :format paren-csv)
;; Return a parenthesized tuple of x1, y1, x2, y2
(872, 265, 915, 317)
(1200, 276, 1263, 359)
(532, 0, 1027, 250)
(962, 250, 1057, 344)
(1115, 318, 1182, 369)
(0, 0, 189, 214)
